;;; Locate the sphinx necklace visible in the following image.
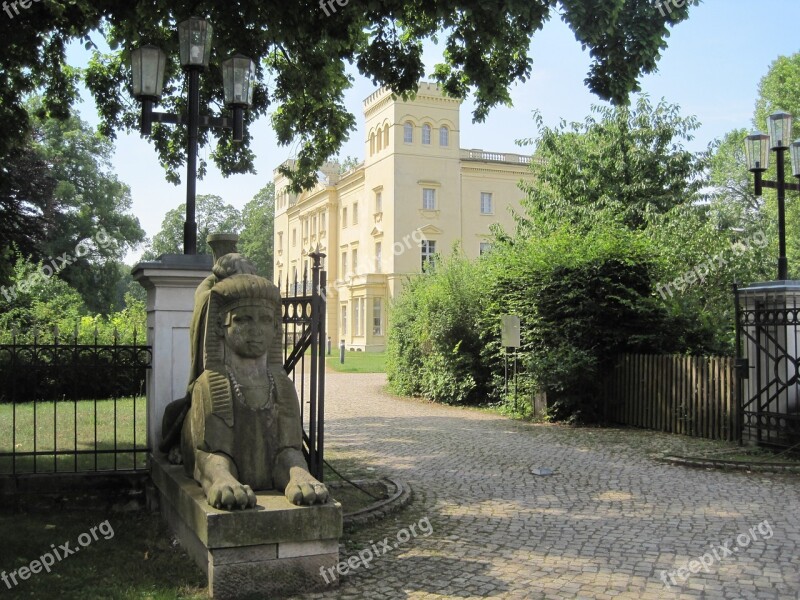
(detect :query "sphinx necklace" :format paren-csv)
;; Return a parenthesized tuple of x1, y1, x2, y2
(226, 365, 276, 412)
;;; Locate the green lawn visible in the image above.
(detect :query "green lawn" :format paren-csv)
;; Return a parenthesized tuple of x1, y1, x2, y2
(326, 351, 386, 373)
(0, 398, 147, 474)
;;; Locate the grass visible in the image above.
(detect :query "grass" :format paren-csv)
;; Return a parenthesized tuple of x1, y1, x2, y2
(0, 509, 206, 600)
(326, 351, 386, 373)
(0, 398, 147, 474)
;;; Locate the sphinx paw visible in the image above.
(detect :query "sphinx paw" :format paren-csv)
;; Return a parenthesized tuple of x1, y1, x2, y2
(208, 479, 257, 510)
(285, 477, 329, 506)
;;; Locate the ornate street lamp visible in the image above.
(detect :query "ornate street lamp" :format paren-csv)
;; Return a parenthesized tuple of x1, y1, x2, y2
(130, 17, 257, 255)
(745, 111, 800, 280)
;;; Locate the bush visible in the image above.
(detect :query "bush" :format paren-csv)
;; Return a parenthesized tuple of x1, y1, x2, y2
(387, 249, 487, 404)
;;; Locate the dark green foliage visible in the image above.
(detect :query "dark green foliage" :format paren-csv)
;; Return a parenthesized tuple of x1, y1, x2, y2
(0, 0, 696, 192)
(482, 228, 675, 422)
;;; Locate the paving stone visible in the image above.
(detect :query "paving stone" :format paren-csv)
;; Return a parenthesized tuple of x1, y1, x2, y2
(289, 372, 800, 600)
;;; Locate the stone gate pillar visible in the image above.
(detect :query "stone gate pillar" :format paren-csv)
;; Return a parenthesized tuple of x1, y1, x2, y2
(132, 254, 212, 453)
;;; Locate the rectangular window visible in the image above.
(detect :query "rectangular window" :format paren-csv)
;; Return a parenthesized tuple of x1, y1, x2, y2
(320, 211, 326, 230)
(375, 242, 382, 273)
(352, 202, 358, 225)
(480, 242, 493, 255)
(312, 215, 317, 234)
(341, 251, 347, 277)
(303, 219, 308, 237)
(292, 229, 297, 246)
(421, 240, 436, 270)
(342, 207, 347, 228)
(375, 191, 382, 213)
(278, 232, 283, 246)
(373, 298, 383, 336)
(341, 304, 347, 337)
(354, 298, 361, 336)
(480, 192, 493, 214)
(422, 188, 436, 210)
(352, 249, 358, 275)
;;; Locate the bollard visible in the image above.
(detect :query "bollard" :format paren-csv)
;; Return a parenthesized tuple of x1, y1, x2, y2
(339, 340, 345, 364)
(327, 335, 332, 355)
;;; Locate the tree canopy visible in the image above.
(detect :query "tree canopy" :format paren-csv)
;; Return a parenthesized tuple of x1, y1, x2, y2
(143, 194, 242, 258)
(1, 0, 697, 192)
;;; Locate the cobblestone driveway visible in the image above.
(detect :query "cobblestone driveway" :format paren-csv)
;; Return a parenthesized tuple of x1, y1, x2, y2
(297, 373, 800, 600)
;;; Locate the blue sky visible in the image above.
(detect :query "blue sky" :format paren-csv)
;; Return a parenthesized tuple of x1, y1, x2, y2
(64, 0, 800, 255)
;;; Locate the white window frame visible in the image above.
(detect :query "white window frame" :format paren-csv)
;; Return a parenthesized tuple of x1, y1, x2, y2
(440, 126, 449, 147)
(422, 123, 431, 145)
(421, 240, 436, 270)
(375, 242, 382, 273)
(480, 192, 493, 215)
(422, 188, 436, 210)
(403, 122, 413, 143)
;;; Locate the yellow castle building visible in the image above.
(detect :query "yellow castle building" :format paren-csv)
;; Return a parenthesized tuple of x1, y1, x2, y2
(273, 83, 532, 352)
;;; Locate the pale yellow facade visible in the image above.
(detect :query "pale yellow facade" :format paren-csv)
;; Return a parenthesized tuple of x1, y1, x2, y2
(273, 83, 533, 352)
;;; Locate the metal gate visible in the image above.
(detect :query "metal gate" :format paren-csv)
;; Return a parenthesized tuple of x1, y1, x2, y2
(735, 283, 800, 449)
(280, 251, 327, 481)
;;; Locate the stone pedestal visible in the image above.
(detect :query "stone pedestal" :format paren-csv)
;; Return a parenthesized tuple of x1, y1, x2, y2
(151, 457, 341, 599)
(132, 254, 213, 452)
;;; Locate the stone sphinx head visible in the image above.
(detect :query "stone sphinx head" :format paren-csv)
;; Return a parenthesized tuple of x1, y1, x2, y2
(205, 274, 284, 369)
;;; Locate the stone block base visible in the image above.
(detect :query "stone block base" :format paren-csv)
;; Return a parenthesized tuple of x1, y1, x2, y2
(151, 455, 342, 599)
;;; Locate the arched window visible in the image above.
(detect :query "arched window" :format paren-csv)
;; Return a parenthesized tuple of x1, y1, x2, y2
(403, 122, 413, 143)
(370, 132, 375, 156)
(440, 126, 449, 147)
(376, 130, 382, 151)
(422, 123, 431, 145)
(383, 124, 389, 148)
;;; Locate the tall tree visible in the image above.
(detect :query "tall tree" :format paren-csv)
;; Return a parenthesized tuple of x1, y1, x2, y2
(0, 143, 56, 286)
(1, 0, 697, 193)
(513, 97, 708, 237)
(143, 194, 242, 258)
(239, 183, 275, 278)
(29, 102, 145, 312)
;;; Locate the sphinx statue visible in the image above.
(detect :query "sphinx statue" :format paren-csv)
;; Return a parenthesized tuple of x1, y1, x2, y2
(160, 249, 328, 510)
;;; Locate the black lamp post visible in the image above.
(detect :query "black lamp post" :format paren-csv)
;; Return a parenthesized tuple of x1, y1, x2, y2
(745, 111, 800, 280)
(130, 17, 257, 255)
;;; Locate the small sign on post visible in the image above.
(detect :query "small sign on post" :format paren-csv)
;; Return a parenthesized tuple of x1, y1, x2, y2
(501, 315, 521, 348)
(501, 315, 521, 411)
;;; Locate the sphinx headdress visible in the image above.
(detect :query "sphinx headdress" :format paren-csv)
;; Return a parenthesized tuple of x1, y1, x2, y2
(202, 273, 284, 426)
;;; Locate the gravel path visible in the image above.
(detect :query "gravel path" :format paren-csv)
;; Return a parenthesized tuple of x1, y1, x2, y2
(294, 372, 800, 600)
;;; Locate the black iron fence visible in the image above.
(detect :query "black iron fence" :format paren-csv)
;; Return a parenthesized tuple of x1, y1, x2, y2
(735, 283, 800, 450)
(0, 329, 151, 474)
(279, 252, 327, 481)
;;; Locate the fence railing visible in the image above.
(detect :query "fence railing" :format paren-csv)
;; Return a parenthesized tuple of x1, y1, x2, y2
(278, 252, 327, 481)
(0, 330, 151, 475)
(603, 354, 739, 442)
